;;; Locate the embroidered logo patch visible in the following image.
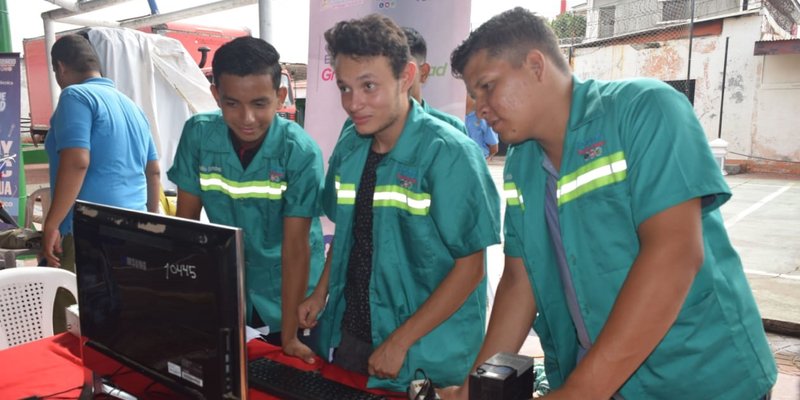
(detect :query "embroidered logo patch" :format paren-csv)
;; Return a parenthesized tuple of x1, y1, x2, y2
(397, 173, 416, 189)
(396, 166, 418, 189)
(577, 133, 605, 162)
(269, 170, 285, 183)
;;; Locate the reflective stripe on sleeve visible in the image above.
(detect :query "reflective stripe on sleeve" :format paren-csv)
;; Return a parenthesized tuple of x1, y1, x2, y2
(504, 182, 525, 209)
(335, 175, 356, 205)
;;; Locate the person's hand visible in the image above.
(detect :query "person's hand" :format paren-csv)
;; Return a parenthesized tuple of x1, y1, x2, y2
(367, 336, 409, 379)
(538, 386, 583, 399)
(297, 292, 326, 329)
(281, 336, 317, 364)
(437, 385, 468, 400)
(41, 226, 62, 267)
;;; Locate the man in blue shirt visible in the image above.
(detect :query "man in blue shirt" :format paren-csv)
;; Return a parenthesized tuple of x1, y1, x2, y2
(43, 34, 160, 270)
(464, 101, 499, 160)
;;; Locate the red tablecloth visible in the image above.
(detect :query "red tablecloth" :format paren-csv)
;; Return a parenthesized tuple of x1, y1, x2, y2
(0, 333, 403, 399)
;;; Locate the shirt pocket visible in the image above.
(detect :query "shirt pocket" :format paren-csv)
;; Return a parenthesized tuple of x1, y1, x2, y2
(572, 181, 637, 275)
(396, 212, 436, 275)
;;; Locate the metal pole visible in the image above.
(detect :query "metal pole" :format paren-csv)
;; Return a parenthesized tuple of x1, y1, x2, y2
(44, 16, 59, 110)
(0, 0, 11, 52)
(718, 37, 729, 139)
(259, 0, 272, 43)
(685, 0, 695, 98)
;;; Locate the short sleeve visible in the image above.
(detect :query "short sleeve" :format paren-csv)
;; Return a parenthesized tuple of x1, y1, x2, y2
(166, 118, 202, 195)
(484, 124, 499, 146)
(428, 139, 501, 258)
(321, 145, 341, 223)
(283, 130, 324, 218)
(51, 90, 93, 151)
(622, 82, 731, 227)
(502, 207, 524, 258)
(141, 111, 158, 161)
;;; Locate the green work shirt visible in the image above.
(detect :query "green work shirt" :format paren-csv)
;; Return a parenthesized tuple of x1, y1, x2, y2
(421, 99, 468, 135)
(320, 101, 501, 391)
(168, 110, 325, 330)
(503, 77, 777, 399)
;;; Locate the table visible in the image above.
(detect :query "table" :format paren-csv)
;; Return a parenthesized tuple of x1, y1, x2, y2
(0, 333, 403, 399)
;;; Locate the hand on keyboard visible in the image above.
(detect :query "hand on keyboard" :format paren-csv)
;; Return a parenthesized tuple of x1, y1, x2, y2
(282, 336, 318, 364)
(249, 357, 387, 400)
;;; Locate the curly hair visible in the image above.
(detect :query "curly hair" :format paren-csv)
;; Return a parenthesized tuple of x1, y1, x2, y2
(402, 26, 427, 64)
(212, 36, 282, 90)
(324, 14, 410, 79)
(450, 7, 569, 78)
(51, 34, 101, 74)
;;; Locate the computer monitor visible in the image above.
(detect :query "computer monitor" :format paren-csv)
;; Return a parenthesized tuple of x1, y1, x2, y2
(73, 200, 247, 399)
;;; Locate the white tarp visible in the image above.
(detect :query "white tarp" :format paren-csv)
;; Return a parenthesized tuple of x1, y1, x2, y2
(87, 27, 218, 191)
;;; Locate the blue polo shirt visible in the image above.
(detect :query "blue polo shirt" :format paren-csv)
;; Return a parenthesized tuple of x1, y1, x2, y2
(465, 111, 499, 157)
(46, 77, 157, 235)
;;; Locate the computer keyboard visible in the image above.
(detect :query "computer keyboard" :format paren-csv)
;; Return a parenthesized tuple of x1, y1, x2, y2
(248, 357, 388, 400)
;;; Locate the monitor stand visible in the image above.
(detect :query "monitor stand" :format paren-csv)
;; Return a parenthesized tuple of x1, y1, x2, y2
(79, 368, 138, 400)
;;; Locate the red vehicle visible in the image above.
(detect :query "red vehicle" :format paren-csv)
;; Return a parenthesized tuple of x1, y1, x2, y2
(22, 22, 297, 137)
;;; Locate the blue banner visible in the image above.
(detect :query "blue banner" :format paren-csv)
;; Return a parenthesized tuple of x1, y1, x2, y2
(0, 53, 21, 226)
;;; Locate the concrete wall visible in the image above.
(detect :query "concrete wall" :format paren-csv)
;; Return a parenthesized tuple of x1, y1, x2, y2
(570, 12, 800, 171)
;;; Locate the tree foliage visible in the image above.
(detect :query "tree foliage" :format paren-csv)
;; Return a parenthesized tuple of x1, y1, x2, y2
(550, 12, 587, 40)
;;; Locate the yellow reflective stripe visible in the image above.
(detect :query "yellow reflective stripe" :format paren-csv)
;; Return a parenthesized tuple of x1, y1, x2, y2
(373, 185, 431, 215)
(557, 151, 627, 206)
(503, 182, 524, 209)
(199, 173, 285, 199)
(335, 175, 356, 205)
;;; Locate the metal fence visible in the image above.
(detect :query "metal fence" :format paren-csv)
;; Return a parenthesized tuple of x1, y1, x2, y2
(553, 0, 754, 103)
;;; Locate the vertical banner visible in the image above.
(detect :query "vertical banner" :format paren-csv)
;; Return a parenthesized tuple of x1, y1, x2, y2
(305, 0, 472, 166)
(0, 53, 21, 227)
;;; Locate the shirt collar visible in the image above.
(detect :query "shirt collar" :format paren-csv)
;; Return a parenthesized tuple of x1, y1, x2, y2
(567, 76, 605, 131)
(384, 98, 425, 164)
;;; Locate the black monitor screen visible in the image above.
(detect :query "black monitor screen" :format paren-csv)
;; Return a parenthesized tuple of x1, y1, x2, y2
(73, 200, 246, 399)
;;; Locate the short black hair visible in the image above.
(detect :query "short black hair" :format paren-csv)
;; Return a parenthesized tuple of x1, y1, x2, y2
(51, 34, 101, 74)
(324, 14, 410, 78)
(403, 26, 426, 64)
(212, 36, 282, 90)
(451, 7, 569, 78)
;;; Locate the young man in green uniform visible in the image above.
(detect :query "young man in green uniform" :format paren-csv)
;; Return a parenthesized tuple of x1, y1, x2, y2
(297, 14, 500, 392)
(167, 36, 324, 363)
(442, 7, 776, 400)
(403, 26, 467, 134)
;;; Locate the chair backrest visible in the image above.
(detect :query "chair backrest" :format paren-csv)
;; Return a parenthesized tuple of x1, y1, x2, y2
(0, 267, 77, 349)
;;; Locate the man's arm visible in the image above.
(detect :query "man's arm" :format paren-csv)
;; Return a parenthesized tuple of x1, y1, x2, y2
(439, 256, 537, 399)
(42, 148, 90, 267)
(551, 198, 704, 399)
(280, 216, 317, 363)
(298, 238, 333, 329)
(175, 189, 203, 220)
(145, 160, 161, 213)
(368, 249, 486, 379)
(486, 143, 499, 160)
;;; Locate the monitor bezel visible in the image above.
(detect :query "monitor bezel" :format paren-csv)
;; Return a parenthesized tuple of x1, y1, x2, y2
(73, 200, 248, 399)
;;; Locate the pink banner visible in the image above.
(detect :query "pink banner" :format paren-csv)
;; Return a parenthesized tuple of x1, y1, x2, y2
(304, 0, 472, 168)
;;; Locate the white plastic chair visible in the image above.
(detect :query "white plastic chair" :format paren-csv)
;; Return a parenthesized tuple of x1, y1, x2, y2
(0, 267, 77, 349)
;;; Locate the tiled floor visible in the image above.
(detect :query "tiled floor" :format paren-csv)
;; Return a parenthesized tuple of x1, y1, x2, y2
(768, 332, 800, 400)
